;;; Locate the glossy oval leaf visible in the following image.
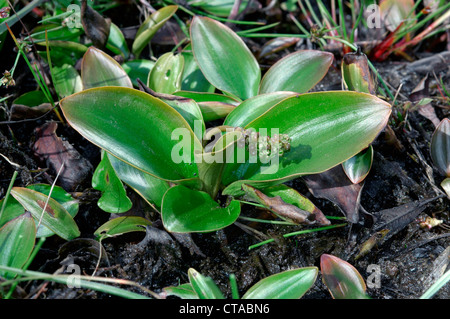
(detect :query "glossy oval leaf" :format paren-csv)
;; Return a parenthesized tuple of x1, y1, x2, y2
(242, 267, 318, 299)
(190, 16, 261, 100)
(10, 188, 80, 241)
(122, 59, 155, 87)
(94, 216, 152, 240)
(108, 154, 170, 212)
(60, 86, 201, 183)
(148, 52, 184, 94)
(188, 0, 250, 17)
(173, 91, 240, 105)
(161, 185, 241, 233)
(0, 213, 36, 279)
(26, 184, 79, 238)
(188, 268, 225, 299)
(224, 91, 297, 128)
(92, 151, 132, 214)
(320, 254, 370, 299)
(342, 145, 374, 184)
(181, 44, 215, 93)
(259, 50, 333, 94)
(431, 118, 450, 177)
(222, 91, 391, 196)
(105, 22, 130, 59)
(81, 47, 132, 89)
(52, 63, 82, 98)
(132, 5, 178, 57)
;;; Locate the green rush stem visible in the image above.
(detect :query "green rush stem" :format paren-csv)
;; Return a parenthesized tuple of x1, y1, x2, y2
(6, 23, 64, 122)
(337, 0, 347, 41)
(38, 10, 73, 24)
(0, 170, 18, 223)
(45, 30, 59, 101)
(9, 51, 21, 78)
(248, 223, 348, 250)
(229, 274, 240, 299)
(5, 237, 46, 299)
(288, 13, 311, 37)
(238, 215, 297, 226)
(240, 33, 309, 38)
(237, 22, 280, 35)
(304, 0, 322, 27)
(420, 269, 450, 299)
(350, 1, 364, 43)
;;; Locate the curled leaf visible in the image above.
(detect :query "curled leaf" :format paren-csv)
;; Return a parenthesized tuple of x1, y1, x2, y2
(242, 184, 322, 225)
(431, 118, 450, 177)
(320, 254, 369, 299)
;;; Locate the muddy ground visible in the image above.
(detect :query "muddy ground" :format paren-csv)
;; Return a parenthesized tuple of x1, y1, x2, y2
(0, 3, 449, 300)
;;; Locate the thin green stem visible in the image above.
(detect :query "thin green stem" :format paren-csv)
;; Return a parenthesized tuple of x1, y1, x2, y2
(0, 265, 154, 299)
(304, 0, 322, 27)
(0, 170, 18, 223)
(420, 269, 450, 299)
(238, 215, 297, 226)
(248, 223, 348, 250)
(338, 0, 347, 41)
(240, 33, 309, 38)
(237, 22, 280, 35)
(229, 274, 240, 299)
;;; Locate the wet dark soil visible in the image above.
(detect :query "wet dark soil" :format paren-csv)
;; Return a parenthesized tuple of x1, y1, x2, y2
(0, 3, 449, 300)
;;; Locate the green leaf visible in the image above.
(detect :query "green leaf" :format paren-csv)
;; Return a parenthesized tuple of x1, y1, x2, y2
(148, 52, 184, 94)
(105, 22, 130, 60)
(342, 145, 374, 184)
(161, 185, 241, 233)
(188, 268, 225, 299)
(10, 188, 80, 241)
(0, 195, 24, 229)
(92, 151, 132, 213)
(181, 44, 215, 93)
(222, 91, 391, 196)
(163, 283, 199, 299)
(223, 91, 296, 128)
(259, 50, 333, 94)
(431, 118, 450, 177)
(190, 16, 261, 100)
(60, 87, 201, 184)
(1, 184, 79, 238)
(108, 154, 170, 212)
(52, 63, 82, 98)
(188, 0, 250, 17)
(37, 41, 88, 67)
(242, 267, 318, 299)
(122, 59, 155, 87)
(94, 216, 152, 240)
(173, 91, 240, 105)
(173, 91, 239, 121)
(12, 90, 48, 107)
(26, 184, 79, 238)
(132, 5, 178, 57)
(320, 254, 370, 299)
(81, 47, 132, 89)
(0, 213, 36, 279)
